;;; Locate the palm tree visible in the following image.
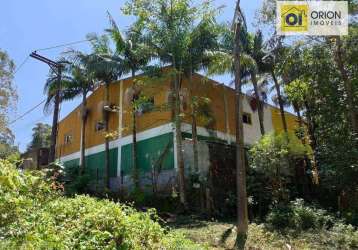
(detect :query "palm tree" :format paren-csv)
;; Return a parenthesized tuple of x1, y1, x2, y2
(248, 31, 271, 135)
(68, 60, 95, 174)
(85, 33, 124, 189)
(206, 27, 268, 136)
(106, 12, 150, 190)
(72, 67, 95, 175)
(44, 66, 79, 157)
(124, 0, 224, 209)
(183, 12, 222, 174)
(125, 0, 195, 209)
(263, 37, 288, 133)
(44, 58, 95, 173)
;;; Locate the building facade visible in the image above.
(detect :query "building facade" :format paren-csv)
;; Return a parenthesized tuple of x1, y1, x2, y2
(56, 73, 299, 190)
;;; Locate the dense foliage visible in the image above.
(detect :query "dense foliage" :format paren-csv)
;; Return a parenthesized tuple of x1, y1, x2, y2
(0, 49, 17, 134)
(3, 0, 356, 247)
(0, 160, 202, 249)
(247, 132, 312, 215)
(26, 123, 52, 151)
(0, 49, 18, 160)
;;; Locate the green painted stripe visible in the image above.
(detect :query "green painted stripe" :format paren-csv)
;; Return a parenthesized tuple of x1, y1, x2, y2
(121, 132, 174, 176)
(63, 148, 118, 179)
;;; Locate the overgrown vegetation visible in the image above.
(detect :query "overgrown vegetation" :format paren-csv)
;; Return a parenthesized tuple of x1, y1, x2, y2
(2, 0, 357, 248)
(171, 211, 358, 250)
(0, 160, 202, 249)
(0, 49, 19, 160)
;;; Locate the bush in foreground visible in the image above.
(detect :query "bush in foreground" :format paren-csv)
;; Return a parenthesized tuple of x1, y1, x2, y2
(0, 160, 202, 249)
(266, 199, 335, 231)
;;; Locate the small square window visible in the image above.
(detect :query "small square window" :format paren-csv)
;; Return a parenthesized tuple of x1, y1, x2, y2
(95, 121, 105, 132)
(243, 113, 252, 125)
(64, 133, 73, 145)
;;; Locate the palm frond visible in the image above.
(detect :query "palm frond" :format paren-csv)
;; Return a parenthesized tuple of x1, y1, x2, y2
(106, 11, 127, 54)
(204, 50, 233, 76)
(240, 53, 257, 73)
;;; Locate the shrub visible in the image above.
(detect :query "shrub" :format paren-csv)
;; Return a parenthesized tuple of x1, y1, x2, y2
(326, 222, 358, 249)
(266, 199, 335, 231)
(0, 160, 202, 249)
(249, 132, 312, 203)
(0, 160, 57, 232)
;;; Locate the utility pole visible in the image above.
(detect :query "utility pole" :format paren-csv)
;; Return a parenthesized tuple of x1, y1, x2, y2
(30, 51, 63, 163)
(233, 1, 248, 249)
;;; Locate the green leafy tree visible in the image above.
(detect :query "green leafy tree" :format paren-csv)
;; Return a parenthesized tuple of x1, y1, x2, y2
(330, 35, 358, 135)
(250, 132, 312, 203)
(27, 123, 52, 151)
(0, 128, 19, 160)
(0, 49, 17, 138)
(0, 49, 18, 161)
(180, 4, 222, 175)
(123, 0, 221, 208)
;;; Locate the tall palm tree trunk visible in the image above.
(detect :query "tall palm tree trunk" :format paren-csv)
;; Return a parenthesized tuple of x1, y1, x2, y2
(104, 83, 110, 189)
(251, 71, 265, 135)
(80, 91, 88, 174)
(234, 1, 248, 246)
(131, 70, 140, 189)
(49, 68, 61, 163)
(173, 64, 187, 210)
(188, 70, 199, 173)
(334, 37, 358, 135)
(271, 70, 288, 133)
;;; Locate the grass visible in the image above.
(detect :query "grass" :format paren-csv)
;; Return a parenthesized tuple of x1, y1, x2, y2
(168, 216, 236, 249)
(168, 215, 358, 250)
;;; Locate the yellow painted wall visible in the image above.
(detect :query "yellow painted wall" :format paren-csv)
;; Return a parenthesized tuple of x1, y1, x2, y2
(121, 77, 172, 137)
(271, 109, 300, 133)
(57, 75, 173, 158)
(181, 74, 238, 137)
(57, 105, 81, 158)
(57, 72, 300, 158)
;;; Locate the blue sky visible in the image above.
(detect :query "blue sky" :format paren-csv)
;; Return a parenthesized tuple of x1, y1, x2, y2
(1, 0, 262, 152)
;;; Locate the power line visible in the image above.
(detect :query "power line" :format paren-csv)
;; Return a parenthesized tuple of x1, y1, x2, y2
(9, 99, 47, 125)
(9, 38, 95, 128)
(35, 38, 95, 52)
(20, 115, 49, 129)
(12, 38, 94, 77)
(13, 55, 30, 75)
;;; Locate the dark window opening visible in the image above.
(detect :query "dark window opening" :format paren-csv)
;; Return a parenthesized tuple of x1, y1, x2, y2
(64, 133, 73, 145)
(243, 113, 252, 125)
(95, 121, 105, 132)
